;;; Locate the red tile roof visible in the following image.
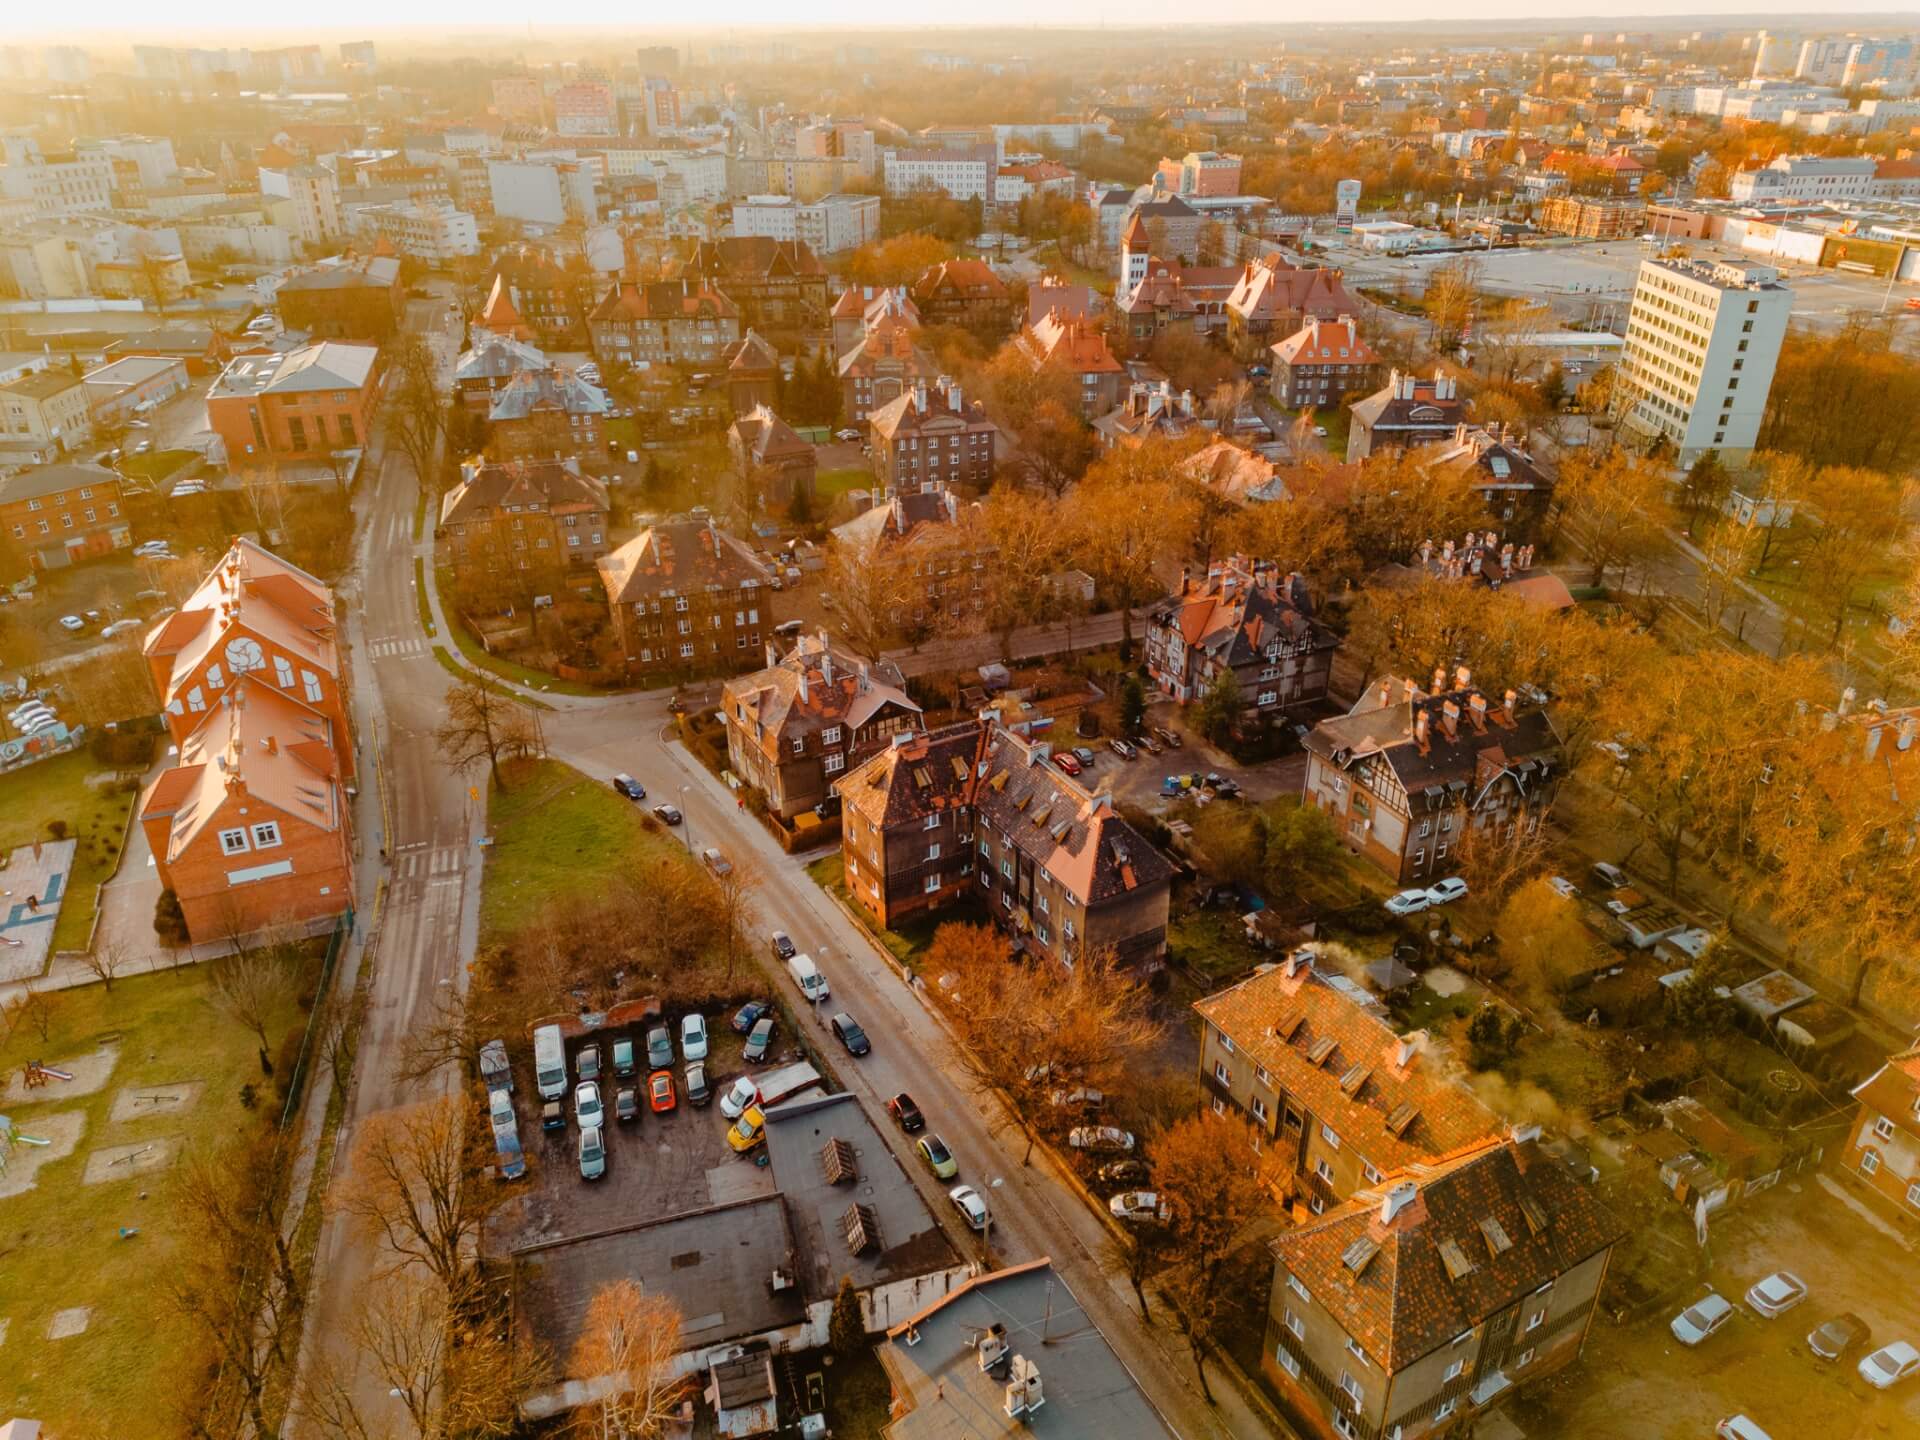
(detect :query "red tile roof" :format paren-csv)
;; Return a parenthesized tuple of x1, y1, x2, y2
(1851, 1045, 1920, 1141)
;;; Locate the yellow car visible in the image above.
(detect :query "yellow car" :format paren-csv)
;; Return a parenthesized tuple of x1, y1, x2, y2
(727, 1104, 766, 1153)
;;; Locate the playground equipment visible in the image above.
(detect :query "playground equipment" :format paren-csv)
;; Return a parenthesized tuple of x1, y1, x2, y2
(22, 1061, 73, 1089)
(0, 1114, 53, 1175)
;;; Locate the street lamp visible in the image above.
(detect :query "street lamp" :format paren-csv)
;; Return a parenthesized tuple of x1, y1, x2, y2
(679, 785, 692, 852)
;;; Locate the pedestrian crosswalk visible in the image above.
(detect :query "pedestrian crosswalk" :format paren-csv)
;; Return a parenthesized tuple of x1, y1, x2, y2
(369, 636, 430, 659)
(392, 843, 465, 881)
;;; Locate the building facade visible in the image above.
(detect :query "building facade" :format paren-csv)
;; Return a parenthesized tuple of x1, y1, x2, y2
(0, 370, 91, 454)
(684, 238, 830, 335)
(438, 457, 610, 588)
(1157, 150, 1244, 197)
(1843, 1045, 1920, 1226)
(1271, 315, 1380, 410)
(596, 517, 775, 678)
(1346, 372, 1466, 463)
(274, 255, 404, 343)
(587, 279, 741, 369)
(205, 342, 382, 471)
(868, 378, 996, 492)
(882, 145, 996, 203)
(1144, 559, 1341, 721)
(731, 193, 881, 255)
(485, 365, 610, 464)
(0, 461, 129, 570)
(910, 259, 1014, 334)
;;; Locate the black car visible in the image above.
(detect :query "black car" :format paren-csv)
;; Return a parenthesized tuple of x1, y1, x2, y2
(887, 1092, 925, 1131)
(614, 1087, 641, 1124)
(770, 930, 797, 961)
(732, 999, 771, 1032)
(612, 773, 647, 801)
(1098, 1159, 1151, 1185)
(830, 1012, 871, 1056)
(1807, 1312, 1870, 1361)
(652, 803, 683, 826)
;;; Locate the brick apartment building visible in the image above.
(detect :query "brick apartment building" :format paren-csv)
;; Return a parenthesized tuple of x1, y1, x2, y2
(868, 378, 996, 492)
(1302, 671, 1562, 886)
(1225, 253, 1358, 344)
(274, 254, 404, 343)
(837, 721, 1175, 969)
(722, 331, 781, 415)
(723, 633, 923, 820)
(486, 366, 610, 464)
(1010, 310, 1125, 418)
(0, 369, 92, 458)
(140, 538, 354, 940)
(830, 482, 988, 626)
(587, 279, 742, 370)
(453, 334, 547, 414)
(205, 342, 381, 472)
(438, 456, 610, 590)
(1842, 1045, 1920, 1226)
(1535, 195, 1645, 241)
(596, 516, 775, 679)
(479, 245, 592, 348)
(1270, 315, 1380, 411)
(727, 405, 817, 512)
(1144, 558, 1341, 722)
(838, 308, 939, 423)
(910, 259, 1014, 335)
(0, 461, 129, 570)
(683, 238, 830, 335)
(1347, 372, 1467, 462)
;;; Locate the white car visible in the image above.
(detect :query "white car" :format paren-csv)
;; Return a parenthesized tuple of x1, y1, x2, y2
(949, 1183, 990, 1231)
(1715, 1418, 1771, 1440)
(1385, 888, 1433, 916)
(58, 614, 85, 632)
(133, 540, 173, 557)
(1744, 1271, 1806, 1318)
(1547, 876, 1579, 900)
(574, 1080, 603, 1130)
(1067, 1126, 1136, 1153)
(834, 428, 862, 441)
(1109, 1191, 1167, 1223)
(101, 619, 143, 639)
(1670, 1292, 1735, 1346)
(1425, 877, 1469, 906)
(680, 1012, 709, 1062)
(719, 1075, 759, 1120)
(1858, 1340, 1920, 1389)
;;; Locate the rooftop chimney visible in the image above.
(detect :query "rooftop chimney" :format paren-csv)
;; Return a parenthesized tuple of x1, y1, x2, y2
(1432, 665, 1448, 695)
(1441, 701, 1460, 738)
(1380, 1181, 1419, 1225)
(1393, 1034, 1418, 1069)
(1512, 1122, 1543, 1144)
(1455, 665, 1471, 690)
(1284, 948, 1311, 979)
(1504, 688, 1518, 720)
(1415, 709, 1431, 750)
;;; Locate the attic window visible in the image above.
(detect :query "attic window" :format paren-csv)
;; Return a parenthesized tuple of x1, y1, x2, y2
(1516, 1192, 1549, 1237)
(912, 767, 932, 789)
(1339, 1064, 1372, 1097)
(1342, 1237, 1380, 1277)
(1384, 1102, 1419, 1137)
(1308, 1036, 1339, 1067)
(1273, 1012, 1306, 1042)
(951, 757, 969, 781)
(843, 1202, 881, 1255)
(1478, 1216, 1514, 1258)
(1437, 1238, 1477, 1281)
(820, 1138, 858, 1186)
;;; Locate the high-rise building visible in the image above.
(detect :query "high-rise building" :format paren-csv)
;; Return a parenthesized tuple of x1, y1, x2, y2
(640, 76, 681, 135)
(553, 80, 617, 137)
(1616, 258, 1792, 465)
(339, 40, 377, 74)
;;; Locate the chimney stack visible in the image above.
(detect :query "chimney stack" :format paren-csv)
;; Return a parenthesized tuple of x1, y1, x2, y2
(1455, 665, 1471, 690)
(1504, 688, 1518, 720)
(1432, 665, 1447, 695)
(1865, 723, 1883, 761)
(1441, 700, 1460, 737)
(1415, 709, 1431, 749)
(1284, 948, 1310, 979)
(1380, 1181, 1418, 1225)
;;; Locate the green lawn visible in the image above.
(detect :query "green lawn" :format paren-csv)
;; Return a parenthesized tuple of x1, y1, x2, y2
(0, 960, 314, 1439)
(802, 852, 986, 970)
(413, 556, 436, 637)
(1167, 905, 1266, 981)
(815, 467, 875, 503)
(480, 758, 686, 942)
(0, 748, 139, 952)
(119, 448, 197, 484)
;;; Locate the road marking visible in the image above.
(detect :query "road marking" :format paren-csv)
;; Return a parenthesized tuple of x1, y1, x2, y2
(370, 638, 429, 658)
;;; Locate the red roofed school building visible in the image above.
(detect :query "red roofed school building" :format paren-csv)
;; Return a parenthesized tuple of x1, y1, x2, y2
(139, 539, 354, 941)
(1842, 1044, 1920, 1226)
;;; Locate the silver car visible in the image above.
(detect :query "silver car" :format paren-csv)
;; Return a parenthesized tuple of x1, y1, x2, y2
(578, 1124, 607, 1180)
(1671, 1292, 1735, 1345)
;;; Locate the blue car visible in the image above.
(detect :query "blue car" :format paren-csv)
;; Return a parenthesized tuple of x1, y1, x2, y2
(732, 999, 772, 1033)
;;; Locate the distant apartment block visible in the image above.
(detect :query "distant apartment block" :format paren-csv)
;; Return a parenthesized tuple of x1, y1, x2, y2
(356, 201, 479, 261)
(731, 193, 880, 255)
(1536, 195, 1645, 240)
(1156, 150, 1244, 197)
(883, 146, 996, 204)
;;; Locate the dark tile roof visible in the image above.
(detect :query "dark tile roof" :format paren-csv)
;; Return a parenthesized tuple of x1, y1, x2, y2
(1148, 559, 1338, 669)
(597, 519, 770, 604)
(440, 457, 608, 527)
(729, 406, 812, 467)
(688, 237, 825, 280)
(1304, 683, 1561, 798)
(589, 279, 739, 323)
(836, 721, 984, 829)
(1272, 1140, 1622, 1371)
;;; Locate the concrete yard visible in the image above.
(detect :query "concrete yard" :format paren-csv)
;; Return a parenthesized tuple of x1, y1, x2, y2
(0, 840, 77, 984)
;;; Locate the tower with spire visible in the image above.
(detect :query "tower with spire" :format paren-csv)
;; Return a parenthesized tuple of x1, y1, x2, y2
(1119, 211, 1151, 300)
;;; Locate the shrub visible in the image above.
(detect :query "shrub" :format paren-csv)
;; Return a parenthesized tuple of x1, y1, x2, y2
(153, 888, 189, 946)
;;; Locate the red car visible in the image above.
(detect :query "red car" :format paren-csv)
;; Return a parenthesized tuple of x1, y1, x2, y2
(1053, 752, 1081, 776)
(648, 1070, 677, 1113)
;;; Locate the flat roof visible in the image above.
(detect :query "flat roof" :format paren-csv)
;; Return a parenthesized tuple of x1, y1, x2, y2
(513, 1195, 806, 1359)
(762, 1091, 961, 1305)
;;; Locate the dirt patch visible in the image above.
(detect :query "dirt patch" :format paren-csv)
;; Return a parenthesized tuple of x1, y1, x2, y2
(108, 1080, 203, 1124)
(0, 1109, 85, 1199)
(0, 1043, 120, 1106)
(81, 1135, 179, 1185)
(1425, 965, 1472, 997)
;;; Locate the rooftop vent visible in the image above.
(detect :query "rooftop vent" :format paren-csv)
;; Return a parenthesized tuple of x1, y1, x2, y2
(1384, 1102, 1420, 1137)
(843, 1202, 880, 1256)
(1436, 1237, 1476, 1281)
(1477, 1215, 1514, 1257)
(1339, 1064, 1372, 1097)
(1272, 1012, 1306, 1042)
(1308, 1036, 1339, 1067)
(820, 1137, 858, 1186)
(1343, 1236, 1382, 1276)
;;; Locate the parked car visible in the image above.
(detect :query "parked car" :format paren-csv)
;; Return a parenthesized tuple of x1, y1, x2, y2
(574, 1081, 604, 1130)
(887, 1092, 925, 1132)
(1591, 861, 1629, 889)
(834, 428, 862, 441)
(916, 1134, 958, 1179)
(1715, 1417, 1772, 1440)
(702, 847, 733, 876)
(611, 773, 646, 800)
(830, 1012, 871, 1056)
(614, 1087, 641, 1124)
(578, 1124, 607, 1179)
(1108, 738, 1137, 760)
(770, 930, 797, 961)
(1547, 876, 1579, 900)
(651, 803, 683, 826)
(1049, 1087, 1105, 1112)
(645, 1026, 673, 1070)
(681, 1013, 709, 1061)
(1109, 1191, 1167, 1223)
(684, 1062, 710, 1106)
(743, 1016, 776, 1064)
(1068, 1126, 1136, 1154)
(487, 1087, 515, 1133)
(1745, 1271, 1807, 1318)
(541, 1097, 565, 1130)
(611, 1036, 636, 1078)
(720, 1076, 759, 1120)
(648, 1070, 677, 1113)
(1098, 1159, 1151, 1186)
(1807, 1313, 1870, 1361)
(949, 1184, 991, 1230)
(58, 615, 84, 632)
(1385, 888, 1434, 916)
(133, 540, 172, 557)
(1670, 1292, 1735, 1346)
(1859, 1340, 1920, 1389)
(1052, 752, 1081, 776)
(731, 999, 771, 1033)
(1425, 877, 1469, 906)
(576, 1043, 602, 1081)
(1134, 732, 1163, 755)
(1071, 746, 1097, 769)
(1153, 726, 1183, 749)
(727, 1104, 767, 1153)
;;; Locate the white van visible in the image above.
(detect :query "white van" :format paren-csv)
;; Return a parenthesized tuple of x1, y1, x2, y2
(787, 953, 829, 1005)
(533, 1024, 567, 1100)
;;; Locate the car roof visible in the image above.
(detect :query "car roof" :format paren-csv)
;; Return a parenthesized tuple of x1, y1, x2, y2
(1881, 1340, 1920, 1361)
(1694, 1293, 1732, 1315)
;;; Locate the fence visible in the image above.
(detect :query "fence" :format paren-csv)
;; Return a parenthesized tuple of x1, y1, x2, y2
(278, 905, 354, 1130)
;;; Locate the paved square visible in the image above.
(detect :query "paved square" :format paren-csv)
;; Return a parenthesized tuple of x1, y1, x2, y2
(82, 1136, 179, 1185)
(45, 1307, 90, 1339)
(0, 839, 77, 984)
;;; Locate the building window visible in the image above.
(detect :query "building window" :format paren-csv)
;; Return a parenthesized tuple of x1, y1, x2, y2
(1906, 1182, 1920, 1209)
(1515, 1347, 1536, 1368)
(1252, 1096, 1268, 1122)
(1320, 1123, 1341, 1150)
(927, 843, 941, 861)
(924, 814, 941, 830)
(824, 753, 845, 775)
(1362, 1161, 1381, 1184)
(1338, 1369, 1364, 1402)
(1276, 1343, 1300, 1378)
(1862, 1150, 1881, 1175)
(1874, 1115, 1895, 1142)
(1527, 1307, 1547, 1331)
(251, 822, 282, 848)
(1315, 1158, 1335, 1183)
(1214, 1059, 1231, 1085)
(1287, 1272, 1310, 1302)
(1435, 1399, 1457, 1422)
(925, 874, 941, 893)
(792, 737, 805, 756)
(1333, 1412, 1360, 1440)
(823, 726, 842, 745)
(1220, 1034, 1235, 1054)
(1345, 1338, 1369, 1367)
(1444, 1358, 1465, 1382)
(1284, 1307, 1305, 1339)
(218, 828, 250, 856)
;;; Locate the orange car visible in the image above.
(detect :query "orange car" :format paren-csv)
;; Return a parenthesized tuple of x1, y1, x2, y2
(648, 1070, 677, 1113)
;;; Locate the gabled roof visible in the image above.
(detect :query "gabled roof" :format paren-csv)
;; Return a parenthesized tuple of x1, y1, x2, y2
(730, 405, 813, 467)
(277, 255, 401, 293)
(1182, 441, 1288, 504)
(477, 273, 531, 339)
(440, 456, 608, 527)
(145, 537, 338, 701)
(1272, 1140, 1622, 1371)
(454, 334, 547, 386)
(910, 259, 1008, 303)
(209, 342, 377, 400)
(688, 236, 825, 280)
(588, 278, 739, 324)
(723, 634, 919, 761)
(837, 314, 937, 381)
(835, 720, 981, 829)
(1148, 558, 1337, 667)
(1015, 311, 1123, 376)
(1271, 314, 1377, 368)
(0, 461, 117, 507)
(869, 381, 994, 442)
(1351, 370, 1466, 434)
(725, 329, 780, 375)
(597, 519, 769, 604)
(1852, 1045, 1920, 1141)
(1230, 252, 1355, 323)
(1304, 681, 1561, 797)
(487, 365, 609, 421)
(831, 484, 966, 549)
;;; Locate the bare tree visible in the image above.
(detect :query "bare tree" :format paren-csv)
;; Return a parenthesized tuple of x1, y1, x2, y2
(433, 679, 540, 790)
(329, 1094, 498, 1290)
(80, 933, 134, 992)
(567, 1279, 687, 1440)
(707, 857, 761, 986)
(207, 947, 296, 1076)
(395, 986, 496, 1086)
(388, 332, 448, 487)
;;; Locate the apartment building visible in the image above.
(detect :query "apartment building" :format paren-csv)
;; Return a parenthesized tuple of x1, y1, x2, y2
(639, 76, 682, 135)
(1346, 372, 1466, 462)
(552, 81, 617, 137)
(723, 331, 781, 415)
(0, 136, 114, 218)
(0, 370, 91, 454)
(838, 306, 939, 423)
(0, 461, 128, 570)
(587, 279, 741, 369)
(1270, 315, 1380, 411)
(438, 456, 610, 587)
(683, 237, 830, 335)
(723, 633, 922, 820)
(730, 192, 880, 255)
(1535, 195, 1645, 240)
(205, 342, 381, 472)
(1842, 1045, 1920, 1227)
(485, 366, 609, 464)
(1267, 1138, 1619, 1440)
(140, 539, 354, 940)
(728, 405, 817, 512)
(356, 201, 480, 261)
(1615, 258, 1791, 464)
(1009, 311, 1125, 418)
(831, 482, 989, 626)
(1144, 559, 1340, 721)
(1726, 154, 1920, 204)
(454, 334, 546, 414)
(910, 259, 1014, 333)
(868, 378, 997, 492)
(479, 246, 593, 349)
(832, 284, 921, 363)
(596, 517, 775, 678)
(1302, 671, 1562, 886)
(487, 158, 599, 227)
(882, 145, 996, 203)
(1226, 254, 1358, 342)
(284, 164, 343, 248)
(274, 255, 404, 343)
(1092, 380, 1201, 449)
(1156, 150, 1244, 197)
(837, 721, 1175, 967)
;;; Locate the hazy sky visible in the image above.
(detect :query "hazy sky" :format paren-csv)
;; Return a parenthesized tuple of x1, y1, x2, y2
(11, 3, 1920, 39)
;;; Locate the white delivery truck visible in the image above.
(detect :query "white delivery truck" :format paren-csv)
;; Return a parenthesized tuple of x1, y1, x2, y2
(533, 1024, 568, 1100)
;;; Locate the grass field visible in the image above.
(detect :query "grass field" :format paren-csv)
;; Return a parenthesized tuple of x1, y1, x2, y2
(815, 466, 873, 503)
(802, 852, 984, 970)
(480, 758, 686, 941)
(434, 575, 604, 698)
(0, 748, 139, 952)
(0, 961, 314, 1438)
(119, 448, 198, 485)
